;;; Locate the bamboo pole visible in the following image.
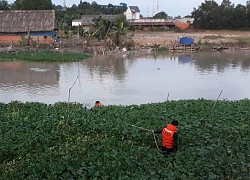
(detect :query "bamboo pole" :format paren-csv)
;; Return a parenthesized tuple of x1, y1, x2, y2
(212, 90, 223, 110)
(127, 123, 161, 152)
(66, 75, 79, 121)
(152, 132, 160, 151)
(166, 93, 169, 102)
(127, 123, 151, 132)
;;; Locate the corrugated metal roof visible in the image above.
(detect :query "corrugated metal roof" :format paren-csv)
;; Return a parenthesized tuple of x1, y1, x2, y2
(81, 15, 119, 25)
(176, 18, 194, 23)
(129, 6, 140, 12)
(0, 10, 55, 33)
(128, 21, 175, 26)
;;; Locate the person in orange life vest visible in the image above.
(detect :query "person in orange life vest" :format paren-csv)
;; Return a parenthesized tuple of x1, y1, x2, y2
(94, 101, 103, 107)
(152, 120, 178, 154)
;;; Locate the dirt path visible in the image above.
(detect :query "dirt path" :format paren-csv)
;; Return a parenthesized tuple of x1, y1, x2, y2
(132, 30, 250, 47)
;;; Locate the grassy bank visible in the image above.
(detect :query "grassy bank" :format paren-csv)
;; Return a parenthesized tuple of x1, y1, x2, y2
(0, 50, 91, 62)
(0, 100, 250, 179)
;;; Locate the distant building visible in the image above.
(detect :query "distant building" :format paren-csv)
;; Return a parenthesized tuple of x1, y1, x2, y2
(72, 19, 82, 27)
(175, 18, 194, 30)
(100, 2, 127, 8)
(124, 6, 140, 20)
(119, 3, 127, 7)
(0, 10, 57, 44)
(128, 19, 175, 29)
(72, 15, 119, 30)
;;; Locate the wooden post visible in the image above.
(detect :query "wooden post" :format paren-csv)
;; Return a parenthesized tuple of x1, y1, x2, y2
(212, 90, 223, 110)
(27, 27, 31, 46)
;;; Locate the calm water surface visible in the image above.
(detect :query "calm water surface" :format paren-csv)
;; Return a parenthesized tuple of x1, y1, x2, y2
(0, 51, 250, 106)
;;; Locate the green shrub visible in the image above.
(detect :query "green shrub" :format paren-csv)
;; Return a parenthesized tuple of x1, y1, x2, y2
(157, 46, 168, 52)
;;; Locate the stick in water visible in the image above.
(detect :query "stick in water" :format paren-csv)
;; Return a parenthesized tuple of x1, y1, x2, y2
(67, 75, 79, 121)
(128, 123, 161, 152)
(127, 123, 151, 132)
(166, 93, 169, 102)
(212, 90, 223, 110)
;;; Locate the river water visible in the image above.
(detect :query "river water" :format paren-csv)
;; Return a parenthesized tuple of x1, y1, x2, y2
(0, 51, 250, 106)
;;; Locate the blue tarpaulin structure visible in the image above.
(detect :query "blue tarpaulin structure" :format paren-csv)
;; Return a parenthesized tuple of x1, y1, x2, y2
(179, 36, 194, 45)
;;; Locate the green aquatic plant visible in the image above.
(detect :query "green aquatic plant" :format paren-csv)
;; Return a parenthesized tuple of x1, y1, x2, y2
(0, 50, 91, 62)
(0, 99, 249, 179)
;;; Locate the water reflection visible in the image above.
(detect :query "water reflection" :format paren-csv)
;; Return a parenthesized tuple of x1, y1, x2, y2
(0, 51, 250, 105)
(0, 62, 60, 101)
(0, 62, 60, 85)
(84, 54, 130, 81)
(178, 56, 193, 64)
(193, 51, 250, 73)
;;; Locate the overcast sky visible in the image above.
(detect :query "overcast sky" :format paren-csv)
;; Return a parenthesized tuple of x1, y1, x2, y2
(7, 0, 249, 17)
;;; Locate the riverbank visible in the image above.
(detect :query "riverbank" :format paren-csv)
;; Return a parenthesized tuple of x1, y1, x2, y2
(59, 30, 250, 53)
(132, 30, 250, 47)
(1, 30, 250, 56)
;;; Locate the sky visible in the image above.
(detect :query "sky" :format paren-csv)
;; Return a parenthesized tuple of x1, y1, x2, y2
(7, 0, 249, 17)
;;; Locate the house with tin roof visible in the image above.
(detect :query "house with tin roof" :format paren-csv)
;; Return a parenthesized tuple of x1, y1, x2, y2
(72, 15, 119, 30)
(124, 6, 140, 20)
(0, 10, 57, 45)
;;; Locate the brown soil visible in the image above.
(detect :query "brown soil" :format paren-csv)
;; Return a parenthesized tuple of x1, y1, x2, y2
(132, 30, 250, 47)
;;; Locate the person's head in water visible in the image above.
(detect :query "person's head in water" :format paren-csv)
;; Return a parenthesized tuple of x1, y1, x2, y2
(171, 120, 178, 126)
(95, 101, 103, 107)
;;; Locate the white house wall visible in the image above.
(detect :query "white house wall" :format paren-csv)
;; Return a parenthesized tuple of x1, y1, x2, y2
(72, 21, 81, 26)
(124, 7, 140, 20)
(125, 12, 140, 20)
(135, 13, 140, 19)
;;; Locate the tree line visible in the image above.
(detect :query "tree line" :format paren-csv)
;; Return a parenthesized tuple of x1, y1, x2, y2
(0, 0, 54, 10)
(192, 0, 250, 30)
(0, 0, 126, 25)
(1, 0, 250, 30)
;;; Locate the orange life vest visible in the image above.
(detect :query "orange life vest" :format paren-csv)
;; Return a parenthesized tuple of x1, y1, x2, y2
(162, 124, 177, 149)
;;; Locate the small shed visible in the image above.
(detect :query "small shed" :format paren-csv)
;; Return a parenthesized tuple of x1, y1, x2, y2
(0, 10, 56, 45)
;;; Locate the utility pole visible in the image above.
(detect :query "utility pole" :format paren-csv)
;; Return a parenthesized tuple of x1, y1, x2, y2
(157, 0, 159, 13)
(147, 4, 149, 17)
(152, 0, 155, 17)
(77, 23, 80, 38)
(63, 0, 66, 11)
